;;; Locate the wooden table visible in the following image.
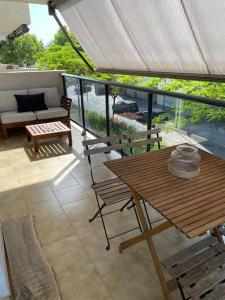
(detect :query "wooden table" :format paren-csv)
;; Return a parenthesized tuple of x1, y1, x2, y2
(26, 121, 72, 152)
(104, 146, 225, 300)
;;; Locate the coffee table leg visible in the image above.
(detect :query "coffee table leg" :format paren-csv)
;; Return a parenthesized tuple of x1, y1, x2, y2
(68, 132, 72, 147)
(27, 133, 31, 142)
(132, 190, 172, 300)
(33, 138, 38, 153)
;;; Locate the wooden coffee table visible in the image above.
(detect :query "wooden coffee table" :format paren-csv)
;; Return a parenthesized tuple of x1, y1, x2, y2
(26, 121, 72, 152)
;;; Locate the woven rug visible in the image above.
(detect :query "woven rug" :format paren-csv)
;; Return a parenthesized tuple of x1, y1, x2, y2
(2, 215, 61, 300)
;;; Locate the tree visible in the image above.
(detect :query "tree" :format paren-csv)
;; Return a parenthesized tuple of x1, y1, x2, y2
(0, 34, 44, 66)
(162, 79, 225, 125)
(50, 27, 83, 51)
(35, 44, 92, 75)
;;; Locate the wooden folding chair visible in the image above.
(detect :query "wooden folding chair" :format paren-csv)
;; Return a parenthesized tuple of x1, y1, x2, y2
(82, 135, 141, 250)
(162, 235, 225, 299)
(120, 128, 163, 229)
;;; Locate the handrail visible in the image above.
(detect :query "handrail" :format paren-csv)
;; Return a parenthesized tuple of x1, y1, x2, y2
(61, 73, 225, 108)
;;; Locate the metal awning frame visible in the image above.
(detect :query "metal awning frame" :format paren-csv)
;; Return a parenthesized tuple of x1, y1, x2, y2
(48, 0, 94, 72)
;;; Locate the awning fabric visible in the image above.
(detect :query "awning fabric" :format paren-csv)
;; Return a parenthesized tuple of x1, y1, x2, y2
(57, 0, 225, 80)
(0, 0, 30, 41)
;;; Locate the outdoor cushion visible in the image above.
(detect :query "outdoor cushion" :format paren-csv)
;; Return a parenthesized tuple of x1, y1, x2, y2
(15, 93, 47, 112)
(0, 111, 36, 124)
(28, 87, 61, 107)
(0, 89, 28, 112)
(35, 107, 68, 120)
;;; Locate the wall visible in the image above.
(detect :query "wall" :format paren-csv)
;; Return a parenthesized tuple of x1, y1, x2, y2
(0, 70, 65, 96)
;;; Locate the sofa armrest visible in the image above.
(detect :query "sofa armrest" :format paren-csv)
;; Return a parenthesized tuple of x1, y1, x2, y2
(61, 96, 72, 116)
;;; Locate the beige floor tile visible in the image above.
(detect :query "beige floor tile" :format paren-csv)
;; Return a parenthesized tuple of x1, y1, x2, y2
(49, 173, 78, 191)
(27, 199, 63, 221)
(56, 263, 110, 300)
(0, 199, 28, 221)
(0, 166, 15, 178)
(22, 185, 55, 208)
(72, 218, 103, 241)
(75, 175, 93, 189)
(14, 165, 43, 179)
(55, 185, 88, 205)
(35, 214, 75, 245)
(16, 175, 48, 189)
(62, 197, 96, 222)
(44, 235, 91, 274)
(0, 176, 18, 192)
(70, 165, 91, 178)
(0, 190, 21, 204)
(90, 244, 136, 276)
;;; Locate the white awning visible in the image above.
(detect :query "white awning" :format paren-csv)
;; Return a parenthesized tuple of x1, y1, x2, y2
(56, 0, 225, 80)
(0, 0, 30, 40)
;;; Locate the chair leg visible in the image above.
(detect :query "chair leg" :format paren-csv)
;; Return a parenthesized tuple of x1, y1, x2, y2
(91, 193, 110, 250)
(127, 202, 135, 209)
(67, 118, 71, 128)
(142, 200, 152, 229)
(177, 280, 186, 300)
(89, 203, 106, 222)
(120, 198, 132, 212)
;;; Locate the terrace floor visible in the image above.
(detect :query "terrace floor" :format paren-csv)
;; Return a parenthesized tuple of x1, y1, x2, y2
(0, 123, 207, 300)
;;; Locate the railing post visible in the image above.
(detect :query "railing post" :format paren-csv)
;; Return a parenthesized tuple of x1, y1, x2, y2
(79, 78, 86, 136)
(62, 75, 67, 96)
(147, 93, 153, 152)
(105, 84, 110, 138)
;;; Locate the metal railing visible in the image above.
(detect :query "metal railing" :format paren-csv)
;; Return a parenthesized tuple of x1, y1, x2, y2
(62, 73, 225, 158)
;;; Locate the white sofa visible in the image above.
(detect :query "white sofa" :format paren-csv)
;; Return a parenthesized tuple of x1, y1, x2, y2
(0, 87, 72, 139)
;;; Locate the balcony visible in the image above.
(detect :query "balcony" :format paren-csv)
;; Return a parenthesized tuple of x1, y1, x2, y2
(1, 70, 225, 299)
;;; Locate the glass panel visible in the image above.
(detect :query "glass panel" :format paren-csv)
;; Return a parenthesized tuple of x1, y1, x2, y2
(83, 80, 107, 137)
(65, 76, 83, 126)
(109, 85, 150, 154)
(152, 95, 225, 159)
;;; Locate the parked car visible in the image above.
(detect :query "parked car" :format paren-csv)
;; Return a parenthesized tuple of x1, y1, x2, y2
(112, 100, 139, 113)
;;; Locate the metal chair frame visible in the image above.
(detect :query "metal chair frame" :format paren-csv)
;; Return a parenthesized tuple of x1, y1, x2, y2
(83, 135, 142, 250)
(120, 128, 164, 229)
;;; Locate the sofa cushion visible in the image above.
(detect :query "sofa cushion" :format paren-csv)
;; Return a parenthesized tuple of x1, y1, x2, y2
(35, 107, 68, 120)
(28, 87, 61, 107)
(0, 111, 36, 124)
(15, 93, 47, 112)
(0, 90, 28, 112)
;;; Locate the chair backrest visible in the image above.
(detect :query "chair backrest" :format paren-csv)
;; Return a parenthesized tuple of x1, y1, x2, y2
(125, 128, 162, 155)
(82, 135, 126, 183)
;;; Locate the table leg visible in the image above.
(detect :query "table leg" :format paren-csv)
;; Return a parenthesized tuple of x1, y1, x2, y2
(213, 226, 224, 244)
(33, 138, 38, 153)
(68, 131, 72, 147)
(132, 190, 172, 300)
(27, 133, 31, 142)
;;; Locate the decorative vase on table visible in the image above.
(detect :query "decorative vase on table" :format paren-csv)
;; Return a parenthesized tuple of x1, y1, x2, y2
(168, 143, 201, 179)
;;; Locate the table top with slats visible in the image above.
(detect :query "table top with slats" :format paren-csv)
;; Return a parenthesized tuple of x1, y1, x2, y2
(104, 146, 225, 239)
(26, 122, 70, 137)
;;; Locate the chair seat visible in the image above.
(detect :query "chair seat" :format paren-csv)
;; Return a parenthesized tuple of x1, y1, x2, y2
(92, 178, 132, 204)
(35, 107, 68, 120)
(162, 235, 225, 299)
(0, 111, 36, 124)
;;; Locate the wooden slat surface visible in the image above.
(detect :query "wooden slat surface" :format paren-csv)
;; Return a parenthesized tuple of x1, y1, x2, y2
(104, 146, 225, 238)
(92, 178, 131, 204)
(26, 121, 70, 137)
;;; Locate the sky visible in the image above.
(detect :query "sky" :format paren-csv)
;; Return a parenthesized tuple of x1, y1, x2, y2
(28, 4, 67, 45)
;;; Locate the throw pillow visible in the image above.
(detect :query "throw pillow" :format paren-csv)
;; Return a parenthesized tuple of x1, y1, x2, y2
(15, 93, 48, 112)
